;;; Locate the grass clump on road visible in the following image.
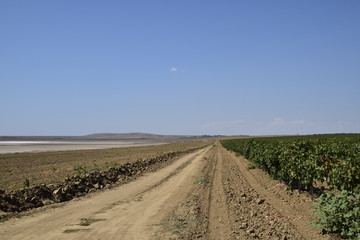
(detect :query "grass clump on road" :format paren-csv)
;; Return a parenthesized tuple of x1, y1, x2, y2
(63, 228, 91, 233)
(194, 178, 209, 184)
(79, 218, 105, 226)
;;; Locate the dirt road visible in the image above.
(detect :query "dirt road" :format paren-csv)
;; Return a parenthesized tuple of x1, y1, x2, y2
(0, 143, 330, 240)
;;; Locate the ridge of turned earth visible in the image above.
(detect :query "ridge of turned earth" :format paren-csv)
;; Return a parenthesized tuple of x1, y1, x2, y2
(0, 147, 202, 214)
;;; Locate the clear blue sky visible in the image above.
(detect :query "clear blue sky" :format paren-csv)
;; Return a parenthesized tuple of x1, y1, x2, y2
(1, 1, 359, 136)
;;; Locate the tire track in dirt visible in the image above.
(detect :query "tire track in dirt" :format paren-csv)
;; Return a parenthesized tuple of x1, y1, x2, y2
(1, 142, 332, 240)
(221, 147, 331, 240)
(158, 142, 329, 240)
(207, 144, 232, 239)
(207, 143, 305, 239)
(0, 147, 211, 240)
(215, 144, 305, 240)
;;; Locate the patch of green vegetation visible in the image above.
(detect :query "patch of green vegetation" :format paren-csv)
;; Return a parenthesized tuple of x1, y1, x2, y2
(89, 163, 100, 172)
(194, 178, 209, 184)
(0, 211, 40, 223)
(73, 163, 100, 174)
(63, 228, 91, 233)
(105, 161, 120, 169)
(1, 181, 9, 187)
(170, 225, 186, 234)
(73, 164, 88, 175)
(79, 218, 105, 226)
(313, 190, 360, 239)
(0, 213, 14, 223)
(247, 164, 256, 170)
(154, 217, 200, 236)
(152, 222, 167, 226)
(22, 178, 30, 188)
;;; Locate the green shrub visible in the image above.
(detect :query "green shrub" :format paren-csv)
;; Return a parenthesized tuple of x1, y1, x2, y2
(222, 136, 360, 239)
(23, 178, 30, 188)
(89, 163, 100, 172)
(314, 190, 360, 239)
(247, 164, 256, 170)
(73, 164, 88, 174)
(105, 162, 120, 169)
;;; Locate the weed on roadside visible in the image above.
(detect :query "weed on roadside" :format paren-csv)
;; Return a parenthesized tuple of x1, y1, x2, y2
(22, 178, 30, 188)
(73, 164, 88, 175)
(79, 218, 105, 226)
(73, 163, 101, 175)
(63, 228, 91, 233)
(89, 164, 100, 172)
(154, 217, 200, 236)
(194, 178, 209, 184)
(247, 164, 256, 170)
(105, 162, 120, 169)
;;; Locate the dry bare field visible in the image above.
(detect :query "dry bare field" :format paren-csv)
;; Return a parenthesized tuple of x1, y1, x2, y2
(0, 140, 211, 190)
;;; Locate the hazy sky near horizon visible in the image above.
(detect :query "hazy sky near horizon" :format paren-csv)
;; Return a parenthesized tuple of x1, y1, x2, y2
(1, 1, 359, 136)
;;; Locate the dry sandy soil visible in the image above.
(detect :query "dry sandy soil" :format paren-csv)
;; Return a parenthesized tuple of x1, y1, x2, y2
(0, 142, 332, 240)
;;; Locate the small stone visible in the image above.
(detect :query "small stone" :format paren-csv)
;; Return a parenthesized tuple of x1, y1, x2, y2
(247, 229, 255, 234)
(53, 188, 62, 195)
(42, 199, 53, 205)
(240, 223, 248, 229)
(30, 197, 39, 204)
(63, 185, 71, 193)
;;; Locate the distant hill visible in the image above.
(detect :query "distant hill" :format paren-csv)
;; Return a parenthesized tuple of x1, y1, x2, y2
(0, 133, 198, 142)
(82, 133, 194, 140)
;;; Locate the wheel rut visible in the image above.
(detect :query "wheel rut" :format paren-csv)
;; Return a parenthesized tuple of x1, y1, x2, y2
(157, 142, 327, 240)
(207, 144, 232, 240)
